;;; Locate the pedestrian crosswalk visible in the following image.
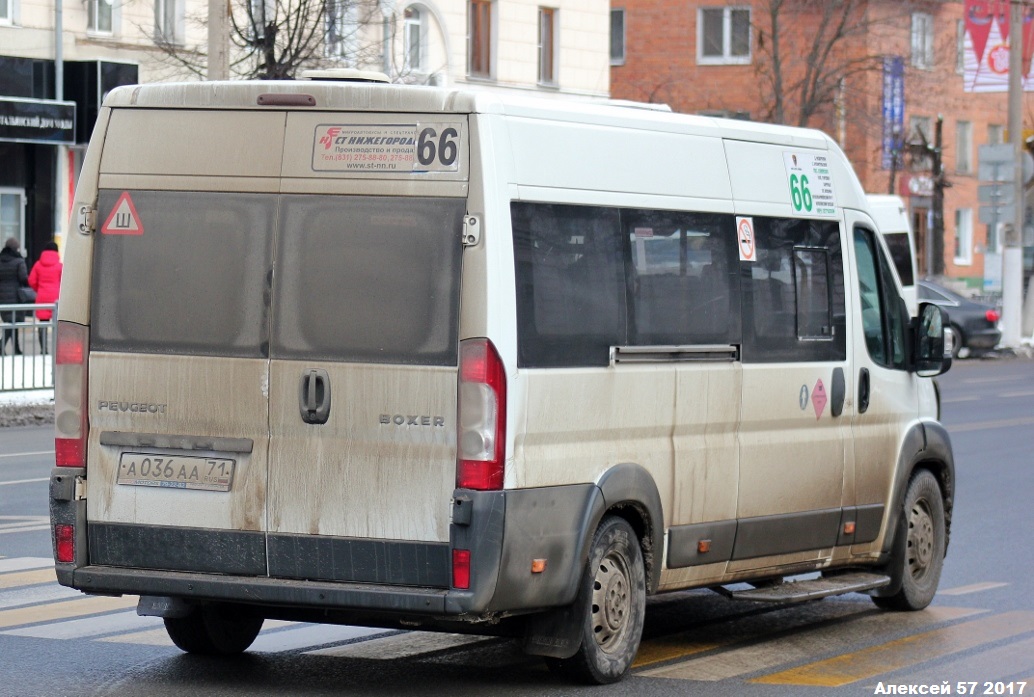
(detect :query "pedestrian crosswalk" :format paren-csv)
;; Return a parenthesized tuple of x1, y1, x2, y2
(1, 555, 1032, 689)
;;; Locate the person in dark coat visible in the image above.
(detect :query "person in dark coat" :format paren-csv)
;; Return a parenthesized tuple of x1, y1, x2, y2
(0, 237, 28, 355)
(29, 241, 62, 354)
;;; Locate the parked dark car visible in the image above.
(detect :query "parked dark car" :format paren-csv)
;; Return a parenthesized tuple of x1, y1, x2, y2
(917, 279, 1001, 357)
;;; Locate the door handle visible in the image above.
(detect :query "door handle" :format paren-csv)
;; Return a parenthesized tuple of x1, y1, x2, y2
(858, 368, 870, 414)
(300, 368, 331, 425)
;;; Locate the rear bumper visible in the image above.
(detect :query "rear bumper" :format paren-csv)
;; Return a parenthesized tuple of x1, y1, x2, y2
(963, 328, 1001, 350)
(57, 564, 452, 615)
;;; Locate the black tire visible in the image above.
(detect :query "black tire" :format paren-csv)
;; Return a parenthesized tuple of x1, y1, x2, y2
(546, 516, 646, 685)
(164, 604, 264, 655)
(872, 470, 946, 611)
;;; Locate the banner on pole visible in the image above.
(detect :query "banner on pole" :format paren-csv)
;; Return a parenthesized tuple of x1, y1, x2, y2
(963, 0, 1034, 92)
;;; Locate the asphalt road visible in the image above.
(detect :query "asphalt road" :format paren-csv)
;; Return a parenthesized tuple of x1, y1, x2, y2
(1, 357, 1032, 696)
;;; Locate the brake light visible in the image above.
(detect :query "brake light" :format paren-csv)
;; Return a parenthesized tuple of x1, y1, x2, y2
(986, 309, 1000, 323)
(55, 524, 74, 563)
(452, 549, 471, 589)
(456, 339, 506, 490)
(55, 322, 89, 468)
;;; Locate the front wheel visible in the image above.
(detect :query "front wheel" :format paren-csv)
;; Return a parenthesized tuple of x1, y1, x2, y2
(164, 603, 264, 655)
(546, 516, 646, 684)
(872, 470, 946, 611)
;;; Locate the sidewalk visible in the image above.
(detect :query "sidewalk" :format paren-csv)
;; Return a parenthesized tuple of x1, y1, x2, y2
(0, 388, 54, 427)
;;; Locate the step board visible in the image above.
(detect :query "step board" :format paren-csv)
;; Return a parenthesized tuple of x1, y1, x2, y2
(721, 572, 891, 604)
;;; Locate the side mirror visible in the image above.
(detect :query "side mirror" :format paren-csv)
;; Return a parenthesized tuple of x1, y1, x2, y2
(914, 303, 951, 377)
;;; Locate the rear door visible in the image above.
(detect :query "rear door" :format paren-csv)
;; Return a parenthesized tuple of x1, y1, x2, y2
(85, 108, 285, 575)
(87, 188, 276, 573)
(264, 114, 469, 586)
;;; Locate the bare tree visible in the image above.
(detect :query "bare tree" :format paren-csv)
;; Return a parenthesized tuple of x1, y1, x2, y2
(151, 0, 393, 80)
(751, 0, 885, 128)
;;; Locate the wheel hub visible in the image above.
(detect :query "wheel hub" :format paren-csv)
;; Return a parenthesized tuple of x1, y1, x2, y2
(592, 552, 631, 651)
(908, 500, 935, 579)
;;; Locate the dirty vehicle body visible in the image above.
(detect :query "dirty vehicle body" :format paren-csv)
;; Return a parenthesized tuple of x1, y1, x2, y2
(49, 78, 954, 684)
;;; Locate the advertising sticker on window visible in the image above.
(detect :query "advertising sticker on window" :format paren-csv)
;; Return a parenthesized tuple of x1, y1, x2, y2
(312, 123, 462, 173)
(783, 151, 837, 217)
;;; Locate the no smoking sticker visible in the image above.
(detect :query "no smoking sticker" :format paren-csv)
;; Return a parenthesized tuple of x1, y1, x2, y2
(736, 216, 756, 261)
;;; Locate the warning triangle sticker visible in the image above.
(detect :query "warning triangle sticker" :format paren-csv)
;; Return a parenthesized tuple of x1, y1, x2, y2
(101, 192, 145, 235)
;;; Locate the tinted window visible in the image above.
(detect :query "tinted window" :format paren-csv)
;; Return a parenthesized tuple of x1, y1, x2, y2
(91, 190, 274, 357)
(741, 217, 845, 362)
(626, 210, 739, 346)
(855, 227, 908, 369)
(882, 232, 915, 286)
(512, 202, 626, 367)
(273, 195, 464, 366)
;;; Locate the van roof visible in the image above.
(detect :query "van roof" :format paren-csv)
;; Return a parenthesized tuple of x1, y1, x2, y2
(103, 80, 835, 151)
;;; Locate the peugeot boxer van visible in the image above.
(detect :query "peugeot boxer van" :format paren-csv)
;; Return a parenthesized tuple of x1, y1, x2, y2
(50, 75, 954, 685)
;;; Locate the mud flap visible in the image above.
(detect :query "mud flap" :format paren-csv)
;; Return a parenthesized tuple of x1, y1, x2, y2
(522, 603, 583, 659)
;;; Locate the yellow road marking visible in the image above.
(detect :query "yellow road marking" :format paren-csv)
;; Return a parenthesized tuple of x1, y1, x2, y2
(98, 628, 172, 646)
(0, 568, 56, 590)
(0, 595, 136, 629)
(640, 605, 980, 681)
(950, 416, 1034, 433)
(938, 581, 1009, 596)
(752, 611, 1034, 687)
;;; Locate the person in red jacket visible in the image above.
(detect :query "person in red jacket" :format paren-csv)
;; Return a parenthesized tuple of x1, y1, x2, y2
(28, 241, 62, 355)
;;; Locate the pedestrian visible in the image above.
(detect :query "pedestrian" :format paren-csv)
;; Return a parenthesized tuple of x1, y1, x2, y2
(0, 237, 28, 355)
(28, 241, 63, 354)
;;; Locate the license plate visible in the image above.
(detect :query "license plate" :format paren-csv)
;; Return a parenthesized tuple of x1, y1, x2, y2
(116, 453, 236, 492)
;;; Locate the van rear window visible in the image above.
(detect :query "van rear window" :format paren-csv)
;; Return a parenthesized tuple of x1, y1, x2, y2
(91, 191, 464, 366)
(271, 195, 464, 366)
(91, 190, 274, 358)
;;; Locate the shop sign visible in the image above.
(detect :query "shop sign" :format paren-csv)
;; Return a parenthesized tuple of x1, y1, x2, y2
(0, 97, 76, 145)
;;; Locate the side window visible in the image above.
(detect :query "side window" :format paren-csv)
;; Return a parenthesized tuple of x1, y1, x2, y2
(626, 210, 739, 346)
(741, 217, 845, 362)
(854, 228, 908, 369)
(513, 202, 626, 367)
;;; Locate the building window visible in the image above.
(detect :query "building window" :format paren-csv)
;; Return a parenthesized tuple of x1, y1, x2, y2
(698, 6, 751, 65)
(610, 8, 625, 66)
(469, 0, 493, 78)
(326, 0, 359, 61)
(988, 124, 1004, 145)
(0, 0, 13, 25)
(403, 6, 424, 72)
(911, 12, 934, 69)
(954, 208, 973, 265)
(538, 7, 557, 85)
(0, 189, 25, 252)
(154, 0, 181, 43)
(909, 116, 933, 170)
(88, 0, 113, 34)
(956, 121, 972, 174)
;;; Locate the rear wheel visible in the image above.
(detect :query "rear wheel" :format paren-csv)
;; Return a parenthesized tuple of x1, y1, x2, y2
(164, 604, 264, 655)
(546, 516, 646, 684)
(872, 470, 945, 611)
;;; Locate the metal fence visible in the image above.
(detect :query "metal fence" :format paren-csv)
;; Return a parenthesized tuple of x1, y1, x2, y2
(0, 302, 58, 392)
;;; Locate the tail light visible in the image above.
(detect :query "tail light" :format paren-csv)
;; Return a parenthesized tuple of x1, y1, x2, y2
(55, 524, 75, 563)
(456, 338, 506, 490)
(986, 309, 1000, 324)
(452, 549, 471, 589)
(55, 321, 89, 468)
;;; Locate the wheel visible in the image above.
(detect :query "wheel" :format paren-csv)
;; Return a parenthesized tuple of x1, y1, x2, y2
(164, 604, 264, 655)
(545, 516, 646, 684)
(872, 470, 945, 611)
(946, 324, 963, 359)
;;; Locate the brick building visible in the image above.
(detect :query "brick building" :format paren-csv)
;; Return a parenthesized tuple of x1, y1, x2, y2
(611, 0, 1034, 291)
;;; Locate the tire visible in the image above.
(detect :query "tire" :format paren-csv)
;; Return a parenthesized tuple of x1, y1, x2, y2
(946, 324, 963, 359)
(546, 516, 646, 685)
(872, 470, 946, 611)
(164, 604, 264, 655)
